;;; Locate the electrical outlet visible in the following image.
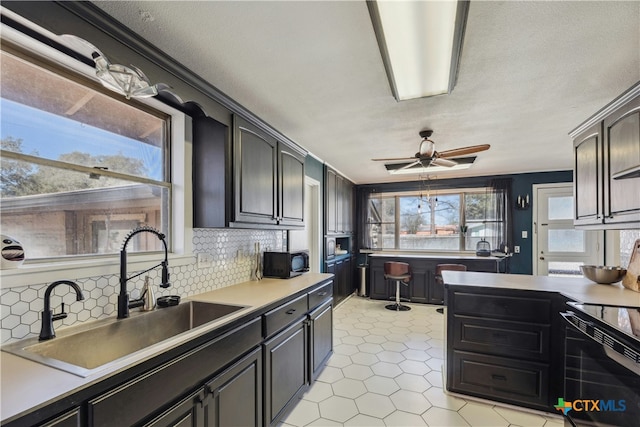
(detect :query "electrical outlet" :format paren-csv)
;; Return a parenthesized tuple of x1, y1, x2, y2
(514, 246, 520, 254)
(197, 253, 214, 269)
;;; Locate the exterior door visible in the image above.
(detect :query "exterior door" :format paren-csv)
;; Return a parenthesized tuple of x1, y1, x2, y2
(533, 184, 603, 276)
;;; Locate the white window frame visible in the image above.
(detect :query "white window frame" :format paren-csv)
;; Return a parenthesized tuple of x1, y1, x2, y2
(0, 19, 193, 288)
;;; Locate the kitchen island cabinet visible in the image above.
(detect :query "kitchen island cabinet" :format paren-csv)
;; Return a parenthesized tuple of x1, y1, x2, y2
(442, 271, 640, 414)
(1, 274, 333, 427)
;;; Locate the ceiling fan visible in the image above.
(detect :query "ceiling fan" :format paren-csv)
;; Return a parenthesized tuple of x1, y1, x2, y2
(372, 130, 490, 171)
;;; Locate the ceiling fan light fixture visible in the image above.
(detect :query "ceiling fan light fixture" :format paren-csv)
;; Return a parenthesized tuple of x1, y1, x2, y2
(367, 0, 469, 101)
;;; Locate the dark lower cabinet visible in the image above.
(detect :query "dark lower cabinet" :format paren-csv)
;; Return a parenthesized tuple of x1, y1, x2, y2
(263, 318, 308, 426)
(325, 257, 353, 305)
(204, 348, 262, 427)
(369, 257, 495, 305)
(308, 300, 333, 382)
(446, 286, 563, 412)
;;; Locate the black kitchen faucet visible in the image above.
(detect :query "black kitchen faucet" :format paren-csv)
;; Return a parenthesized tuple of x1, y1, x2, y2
(39, 280, 85, 341)
(118, 226, 171, 319)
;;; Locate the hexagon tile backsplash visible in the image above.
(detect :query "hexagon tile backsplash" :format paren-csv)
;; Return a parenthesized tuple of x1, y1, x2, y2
(0, 229, 283, 344)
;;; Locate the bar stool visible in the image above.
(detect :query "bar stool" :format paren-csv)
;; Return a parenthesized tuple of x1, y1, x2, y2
(384, 261, 411, 311)
(435, 264, 467, 313)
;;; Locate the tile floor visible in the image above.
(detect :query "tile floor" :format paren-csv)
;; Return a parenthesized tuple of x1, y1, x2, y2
(281, 296, 564, 427)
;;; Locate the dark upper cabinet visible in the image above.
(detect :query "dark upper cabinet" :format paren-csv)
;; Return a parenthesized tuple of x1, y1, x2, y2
(234, 115, 279, 225)
(573, 123, 603, 225)
(571, 83, 640, 228)
(193, 115, 305, 229)
(325, 166, 353, 235)
(604, 95, 640, 224)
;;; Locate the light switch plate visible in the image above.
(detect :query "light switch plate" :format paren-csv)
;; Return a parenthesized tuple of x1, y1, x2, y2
(197, 252, 214, 269)
(522, 230, 528, 239)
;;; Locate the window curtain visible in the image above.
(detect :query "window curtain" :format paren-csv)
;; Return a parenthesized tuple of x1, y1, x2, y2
(489, 178, 513, 253)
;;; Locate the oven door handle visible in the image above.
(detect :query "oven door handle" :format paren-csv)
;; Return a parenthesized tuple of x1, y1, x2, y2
(561, 311, 640, 375)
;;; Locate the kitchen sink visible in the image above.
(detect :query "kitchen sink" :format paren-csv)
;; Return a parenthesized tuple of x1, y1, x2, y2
(2, 301, 246, 377)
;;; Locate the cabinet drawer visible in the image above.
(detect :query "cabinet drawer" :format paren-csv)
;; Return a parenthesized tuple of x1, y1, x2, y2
(452, 292, 550, 323)
(263, 294, 308, 338)
(308, 281, 333, 310)
(452, 316, 550, 361)
(449, 350, 549, 409)
(88, 317, 262, 427)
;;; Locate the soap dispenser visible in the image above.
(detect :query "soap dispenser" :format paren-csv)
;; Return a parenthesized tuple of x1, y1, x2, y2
(142, 276, 156, 311)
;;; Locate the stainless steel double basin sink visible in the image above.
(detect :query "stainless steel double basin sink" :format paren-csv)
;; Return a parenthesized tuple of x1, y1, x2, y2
(2, 301, 246, 377)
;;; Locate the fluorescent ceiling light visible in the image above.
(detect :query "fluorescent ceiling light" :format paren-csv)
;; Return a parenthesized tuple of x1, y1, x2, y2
(368, 0, 469, 101)
(386, 156, 475, 175)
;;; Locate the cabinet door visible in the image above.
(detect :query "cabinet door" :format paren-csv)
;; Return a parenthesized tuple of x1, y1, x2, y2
(193, 116, 229, 228)
(204, 347, 262, 427)
(326, 168, 338, 233)
(336, 175, 344, 233)
(263, 318, 308, 426)
(428, 270, 445, 305)
(369, 263, 388, 300)
(573, 123, 603, 225)
(604, 96, 640, 224)
(144, 391, 203, 427)
(409, 264, 430, 304)
(278, 143, 305, 227)
(343, 180, 353, 233)
(233, 115, 278, 225)
(309, 300, 333, 382)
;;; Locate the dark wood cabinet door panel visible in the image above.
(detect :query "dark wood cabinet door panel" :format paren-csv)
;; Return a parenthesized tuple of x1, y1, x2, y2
(263, 319, 308, 426)
(605, 96, 640, 223)
(234, 116, 278, 225)
(309, 300, 333, 382)
(451, 292, 551, 324)
(453, 316, 550, 361)
(574, 127, 602, 223)
(278, 146, 305, 226)
(205, 347, 262, 427)
(449, 351, 549, 410)
(326, 169, 337, 234)
(40, 408, 82, 427)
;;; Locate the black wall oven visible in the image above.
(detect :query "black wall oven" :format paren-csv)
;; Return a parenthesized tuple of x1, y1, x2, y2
(560, 303, 640, 427)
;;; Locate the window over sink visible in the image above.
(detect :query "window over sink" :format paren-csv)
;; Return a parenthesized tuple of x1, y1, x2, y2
(0, 47, 171, 260)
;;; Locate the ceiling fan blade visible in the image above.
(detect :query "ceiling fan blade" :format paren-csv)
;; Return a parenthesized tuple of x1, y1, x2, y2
(438, 144, 490, 158)
(431, 157, 458, 167)
(396, 160, 421, 171)
(371, 156, 417, 162)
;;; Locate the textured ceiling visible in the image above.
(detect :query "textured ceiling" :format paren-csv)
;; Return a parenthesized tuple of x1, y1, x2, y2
(92, 1, 640, 184)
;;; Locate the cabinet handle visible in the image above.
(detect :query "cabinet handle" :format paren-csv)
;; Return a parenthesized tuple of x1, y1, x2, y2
(317, 292, 327, 296)
(491, 374, 507, 381)
(286, 308, 296, 315)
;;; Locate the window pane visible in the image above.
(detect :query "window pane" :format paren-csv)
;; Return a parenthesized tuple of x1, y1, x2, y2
(0, 49, 170, 259)
(1, 51, 166, 181)
(465, 192, 496, 221)
(548, 196, 573, 220)
(548, 229, 585, 252)
(465, 223, 501, 251)
(399, 194, 460, 250)
(381, 223, 395, 248)
(0, 163, 168, 258)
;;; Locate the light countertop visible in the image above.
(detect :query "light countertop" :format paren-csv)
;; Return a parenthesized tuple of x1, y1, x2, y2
(0, 273, 332, 424)
(367, 252, 507, 261)
(441, 271, 640, 307)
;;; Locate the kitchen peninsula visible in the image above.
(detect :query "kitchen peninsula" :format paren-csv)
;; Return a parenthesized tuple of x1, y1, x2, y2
(442, 271, 640, 418)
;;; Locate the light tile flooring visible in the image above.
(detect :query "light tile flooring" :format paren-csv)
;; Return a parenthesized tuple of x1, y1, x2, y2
(281, 297, 564, 427)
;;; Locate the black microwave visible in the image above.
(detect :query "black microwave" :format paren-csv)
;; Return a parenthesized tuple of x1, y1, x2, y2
(263, 251, 309, 279)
